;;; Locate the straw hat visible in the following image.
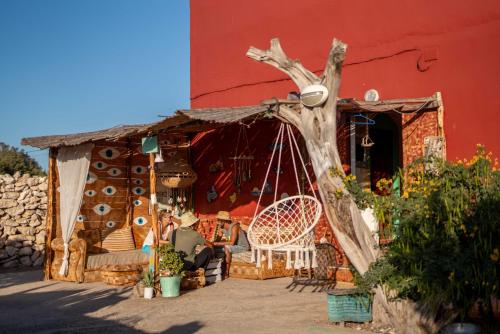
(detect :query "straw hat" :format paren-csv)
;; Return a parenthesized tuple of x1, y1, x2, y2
(216, 211, 231, 221)
(180, 212, 200, 228)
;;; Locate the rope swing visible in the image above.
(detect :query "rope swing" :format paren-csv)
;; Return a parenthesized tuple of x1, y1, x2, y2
(248, 123, 322, 270)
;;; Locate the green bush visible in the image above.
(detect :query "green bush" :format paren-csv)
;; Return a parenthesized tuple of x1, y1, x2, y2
(0, 142, 45, 176)
(349, 145, 500, 322)
(155, 243, 184, 277)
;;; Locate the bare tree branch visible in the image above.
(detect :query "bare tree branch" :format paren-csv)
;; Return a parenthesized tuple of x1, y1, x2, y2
(247, 38, 319, 90)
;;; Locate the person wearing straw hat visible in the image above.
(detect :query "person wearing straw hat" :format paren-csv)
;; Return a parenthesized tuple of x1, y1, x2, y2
(213, 211, 249, 276)
(168, 212, 214, 271)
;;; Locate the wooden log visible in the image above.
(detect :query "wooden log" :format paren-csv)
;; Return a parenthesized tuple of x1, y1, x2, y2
(435, 91, 447, 160)
(43, 148, 58, 280)
(124, 140, 134, 236)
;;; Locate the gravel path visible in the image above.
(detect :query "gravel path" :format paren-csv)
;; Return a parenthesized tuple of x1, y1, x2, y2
(0, 270, 371, 334)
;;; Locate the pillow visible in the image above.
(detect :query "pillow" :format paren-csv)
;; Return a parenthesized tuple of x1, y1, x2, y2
(100, 226, 135, 252)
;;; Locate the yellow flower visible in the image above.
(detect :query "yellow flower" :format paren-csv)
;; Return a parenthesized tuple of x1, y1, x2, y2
(402, 191, 409, 199)
(491, 249, 499, 263)
(448, 271, 455, 281)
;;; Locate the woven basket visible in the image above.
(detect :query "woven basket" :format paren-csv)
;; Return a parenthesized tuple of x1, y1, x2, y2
(230, 259, 294, 280)
(157, 156, 197, 188)
(100, 264, 142, 286)
(327, 289, 372, 323)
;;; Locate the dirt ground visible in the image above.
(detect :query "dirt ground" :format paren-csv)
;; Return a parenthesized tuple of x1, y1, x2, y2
(0, 269, 374, 334)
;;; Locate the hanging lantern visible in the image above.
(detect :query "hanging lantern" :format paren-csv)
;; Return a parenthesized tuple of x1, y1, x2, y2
(156, 155, 197, 188)
(300, 84, 329, 107)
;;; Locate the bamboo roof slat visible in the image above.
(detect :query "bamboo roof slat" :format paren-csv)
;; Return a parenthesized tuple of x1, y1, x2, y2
(21, 95, 439, 149)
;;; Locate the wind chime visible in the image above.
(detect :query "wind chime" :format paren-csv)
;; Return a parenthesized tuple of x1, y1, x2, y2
(353, 113, 375, 162)
(156, 148, 197, 216)
(230, 124, 253, 193)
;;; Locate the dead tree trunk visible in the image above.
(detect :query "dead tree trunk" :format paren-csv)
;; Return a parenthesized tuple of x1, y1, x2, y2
(247, 39, 441, 332)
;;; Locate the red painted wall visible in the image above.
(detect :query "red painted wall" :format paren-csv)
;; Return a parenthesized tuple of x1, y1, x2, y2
(190, 0, 500, 160)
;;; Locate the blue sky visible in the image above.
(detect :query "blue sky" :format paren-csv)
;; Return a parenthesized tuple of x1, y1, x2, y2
(0, 0, 190, 169)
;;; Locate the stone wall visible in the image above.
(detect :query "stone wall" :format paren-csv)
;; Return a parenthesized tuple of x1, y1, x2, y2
(0, 173, 48, 269)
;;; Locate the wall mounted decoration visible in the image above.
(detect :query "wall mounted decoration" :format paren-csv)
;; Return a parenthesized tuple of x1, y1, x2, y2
(98, 147, 121, 160)
(132, 165, 147, 174)
(263, 182, 273, 194)
(102, 186, 117, 196)
(86, 172, 98, 184)
(93, 161, 108, 170)
(76, 215, 86, 222)
(93, 203, 111, 216)
(106, 221, 117, 229)
(209, 159, 224, 173)
(207, 185, 218, 203)
(251, 187, 260, 196)
(107, 168, 122, 176)
(85, 190, 97, 197)
(229, 192, 237, 204)
(134, 216, 148, 226)
(133, 187, 146, 195)
(133, 199, 142, 207)
(156, 156, 197, 188)
(141, 135, 158, 154)
(132, 178, 144, 186)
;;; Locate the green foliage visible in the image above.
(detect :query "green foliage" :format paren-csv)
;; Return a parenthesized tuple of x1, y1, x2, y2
(155, 243, 184, 277)
(0, 142, 45, 176)
(353, 145, 500, 321)
(142, 270, 154, 287)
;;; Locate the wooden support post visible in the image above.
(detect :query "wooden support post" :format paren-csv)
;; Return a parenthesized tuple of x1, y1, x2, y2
(149, 153, 160, 279)
(124, 140, 134, 236)
(435, 92, 446, 160)
(43, 148, 58, 280)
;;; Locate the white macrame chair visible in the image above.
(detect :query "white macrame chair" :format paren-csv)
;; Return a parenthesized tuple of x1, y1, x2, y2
(248, 123, 322, 270)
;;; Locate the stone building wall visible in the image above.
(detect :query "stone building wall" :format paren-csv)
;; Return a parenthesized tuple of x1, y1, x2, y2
(0, 173, 48, 269)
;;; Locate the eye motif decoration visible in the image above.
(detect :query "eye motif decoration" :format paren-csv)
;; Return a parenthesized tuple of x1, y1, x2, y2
(93, 204, 111, 216)
(76, 215, 86, 222)
(85, 190, 97, 197)
(86, 172, 98, 184)
(107, 168, 122, 177)
(132, 179, 144, 186)
(93, 161, 108, 170)
(102, 186, 117, 196)
(133, 199, 142, 207)
(133, 187, 146, 195)
(132, 166, 146, 174)
(98, 148, 120, 160)
(106, 221, 117, 229)
(134, 217, 147, 226)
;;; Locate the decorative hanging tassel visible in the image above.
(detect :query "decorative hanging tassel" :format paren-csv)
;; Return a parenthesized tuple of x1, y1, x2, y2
(250, 247, 256, 263)
(268, 249, 273, 269)
(304, 249, 311, 268)
(311, 249, 318, 268)
(286, 249, 292, 269)
(256, 248, 262, 268)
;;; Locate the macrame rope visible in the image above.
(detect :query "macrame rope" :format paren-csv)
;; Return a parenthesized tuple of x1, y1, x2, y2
(289, 125, 317, 199)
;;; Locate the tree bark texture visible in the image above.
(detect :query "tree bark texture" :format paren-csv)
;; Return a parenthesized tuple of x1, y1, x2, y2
(247, 39, 442, 332)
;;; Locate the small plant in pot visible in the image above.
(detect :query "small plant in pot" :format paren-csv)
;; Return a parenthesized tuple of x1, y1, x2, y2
(142, 270, 155, 299)
(156, 243, 184, 298)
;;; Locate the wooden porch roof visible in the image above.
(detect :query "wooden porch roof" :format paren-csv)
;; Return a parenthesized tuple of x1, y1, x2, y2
(21, 95, 440, 149)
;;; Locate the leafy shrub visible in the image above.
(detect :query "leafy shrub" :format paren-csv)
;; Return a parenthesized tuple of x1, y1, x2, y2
(0, 142, 45, 176)
(155, 243, 184, 277)
(349, 145, 500, 321)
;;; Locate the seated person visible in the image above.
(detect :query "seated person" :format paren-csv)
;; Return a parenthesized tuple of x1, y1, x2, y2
(213, 211, 250, 276)
(169, 212, 214, 271)
(158, 210, 179, 244)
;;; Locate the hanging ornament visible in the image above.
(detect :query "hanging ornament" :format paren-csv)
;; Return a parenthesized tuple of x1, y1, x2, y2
(251, 187, 260, 197)
(207, 185, 218, 203)
(231, 124, 254, 192)
(209, 159, 224, 173)
(229, 192, 237, 204)
(263, 182, 273, 194)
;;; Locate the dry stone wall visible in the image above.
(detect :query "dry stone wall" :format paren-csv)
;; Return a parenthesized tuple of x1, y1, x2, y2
(0, 173, 47, 269)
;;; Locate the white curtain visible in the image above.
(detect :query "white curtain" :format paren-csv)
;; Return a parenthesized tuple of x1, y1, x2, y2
(57, 143, 93, 276)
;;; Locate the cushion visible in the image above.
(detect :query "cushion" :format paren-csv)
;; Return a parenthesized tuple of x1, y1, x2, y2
(100, 227, 135, 252)
(86, 249, 148, 270)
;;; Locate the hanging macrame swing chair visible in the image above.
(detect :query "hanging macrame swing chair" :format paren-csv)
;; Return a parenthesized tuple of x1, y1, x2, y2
(248, 123, 322, 270)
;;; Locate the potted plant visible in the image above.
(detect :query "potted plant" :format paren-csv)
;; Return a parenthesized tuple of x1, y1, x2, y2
(142, 270, 154, 299)
(156, 243, 184, 298)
